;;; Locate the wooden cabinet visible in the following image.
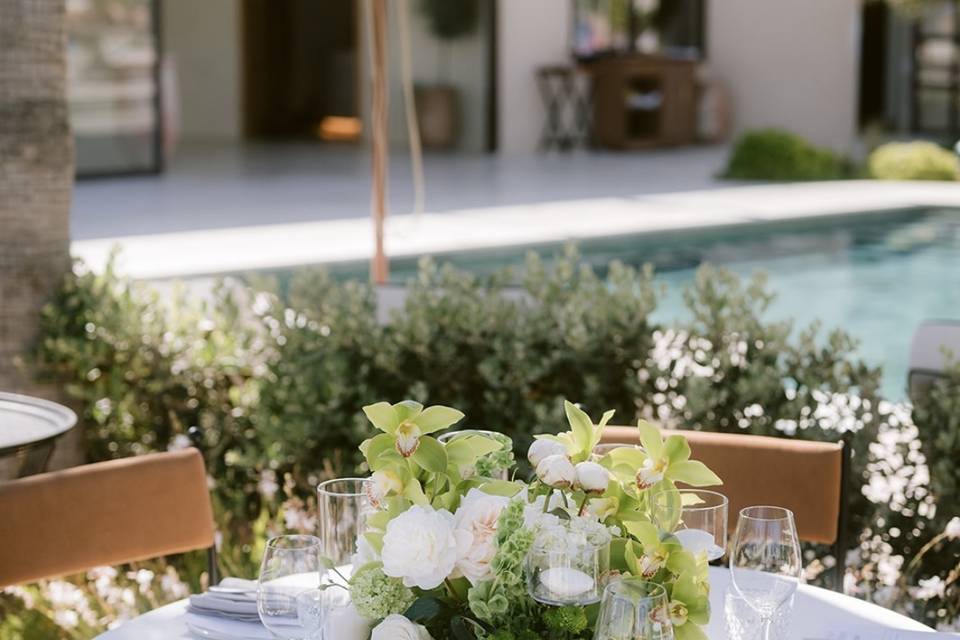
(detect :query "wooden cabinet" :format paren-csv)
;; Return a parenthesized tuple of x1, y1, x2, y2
(587, 55, 697, 149)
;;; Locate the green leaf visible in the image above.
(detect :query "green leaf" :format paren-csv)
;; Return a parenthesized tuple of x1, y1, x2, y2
(360, 433, 397, 470)
(404, 596, 442, 622)
(674, 622, 709, 640)
(624, 520, 660, 550)
(637, 420, 663, 458)
(363, 402, 399, 434)
(412, 435, 448, 473)
(393, 400, 424, 423)
(403, 479, 429, 505)
(663, 435, 691, 464)
(564, 400, 595, 452)
(478, 479, 524, 497)
(667, 461, 722, 487)
(413, 405, 465, 434)
(446, 434, 502, 467)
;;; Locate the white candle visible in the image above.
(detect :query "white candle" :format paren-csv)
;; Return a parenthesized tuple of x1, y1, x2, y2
(540, 567, 595, 598)
(675, 528, 716, 556)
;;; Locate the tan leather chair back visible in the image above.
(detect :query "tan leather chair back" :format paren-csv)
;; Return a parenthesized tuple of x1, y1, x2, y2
(0, 449, 215, 586)
(601, 426, 844, 544)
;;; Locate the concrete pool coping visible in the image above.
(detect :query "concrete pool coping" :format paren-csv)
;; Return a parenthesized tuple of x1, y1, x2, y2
(72, 180, 960, 280)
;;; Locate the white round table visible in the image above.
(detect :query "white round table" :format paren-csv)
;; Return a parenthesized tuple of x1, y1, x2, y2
(95, 567, 933, 639)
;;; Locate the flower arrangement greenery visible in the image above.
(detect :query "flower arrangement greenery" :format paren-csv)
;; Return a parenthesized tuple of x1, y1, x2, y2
(325, 399, 721, 640)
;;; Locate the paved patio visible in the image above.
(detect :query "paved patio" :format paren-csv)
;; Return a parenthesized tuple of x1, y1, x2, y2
(71, 143, 960, 280)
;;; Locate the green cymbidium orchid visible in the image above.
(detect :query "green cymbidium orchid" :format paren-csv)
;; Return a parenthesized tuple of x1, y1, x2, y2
(533, 400, 615, 463)
(667, 571, 711, 640)
(604, 420, 722, 492)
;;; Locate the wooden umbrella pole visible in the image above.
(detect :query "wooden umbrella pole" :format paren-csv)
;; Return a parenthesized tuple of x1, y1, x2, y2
(370, 0, 389, 285)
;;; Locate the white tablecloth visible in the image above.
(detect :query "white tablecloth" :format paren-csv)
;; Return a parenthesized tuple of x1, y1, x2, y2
(95, 567, 935, 639)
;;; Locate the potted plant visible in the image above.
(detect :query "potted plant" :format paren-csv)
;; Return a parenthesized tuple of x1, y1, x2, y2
(416, 0, 479, 149)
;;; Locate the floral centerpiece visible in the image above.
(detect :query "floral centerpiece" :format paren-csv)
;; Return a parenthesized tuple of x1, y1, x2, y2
(326, 399, 722, 640)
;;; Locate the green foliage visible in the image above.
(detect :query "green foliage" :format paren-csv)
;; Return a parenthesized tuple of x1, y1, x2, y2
(868, 141, 959, 181)
(16, 246, 956, 633)
(723, 128, 849, 181)
(420, 0, 479, 39)
(543, 606, 589, 636)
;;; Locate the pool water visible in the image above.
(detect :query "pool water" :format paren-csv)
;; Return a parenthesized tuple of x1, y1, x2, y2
(340, 208, 960, 401)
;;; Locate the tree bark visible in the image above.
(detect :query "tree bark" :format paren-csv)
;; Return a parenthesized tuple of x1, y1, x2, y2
(0, 0, 74, 393)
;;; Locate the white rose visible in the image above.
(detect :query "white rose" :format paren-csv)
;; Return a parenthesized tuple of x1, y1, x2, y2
(453, 488, 510, 585)
(946, 516, 960, 540)
(323, 603, 373, 640)
(528, 439, 567, 467)
(536, 454, 576, 488)
(381, 506, 471, 590)
(371, 614, 433, 640)
(575, 461, 610, 494)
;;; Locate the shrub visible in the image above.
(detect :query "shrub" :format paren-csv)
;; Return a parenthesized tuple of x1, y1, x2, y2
(723, 128, 848, 181)
(5, 248, 954, 633)
(868, 141, 959, 181)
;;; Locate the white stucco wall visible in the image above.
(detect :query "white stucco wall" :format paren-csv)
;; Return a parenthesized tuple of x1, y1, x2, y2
(707, 0, 861, 153)
(162, 0, 242, 141)
(496, 0, 572, 153)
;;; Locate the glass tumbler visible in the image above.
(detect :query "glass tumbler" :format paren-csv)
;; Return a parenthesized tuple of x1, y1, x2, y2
(257, 535, 322, 639)
(316, 478, 375, 569)
(526, 523, 610, 606)
(438, 429, 514, 480)
(652, 488, 729, 561)
(593, 578, 674, 640)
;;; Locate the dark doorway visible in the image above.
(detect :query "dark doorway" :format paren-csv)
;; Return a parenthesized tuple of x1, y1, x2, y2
(242, 0, 360, 140)
(859, 1, 889, 128)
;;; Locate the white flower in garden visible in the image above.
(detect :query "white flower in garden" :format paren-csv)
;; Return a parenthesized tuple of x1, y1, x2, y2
(53, 609, 79, 629)
(395, 420, 422, 457)
(574, 461, 609, 494)
(365, 469, 403, 509)
(381, 506, 471, 589)
(911, 576, 946, 600)
(323, 602, 374, 640)
(453, 488, 510, 584)
(536, 454, 576, 488)
(945, 516, 960, 540)
(635, 457, 666, 490)
(371, 614, 434, 640)
(528, 439, 567, 467)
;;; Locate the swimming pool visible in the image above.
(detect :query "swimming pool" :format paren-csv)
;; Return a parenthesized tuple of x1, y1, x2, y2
(341, 207, 960, 400)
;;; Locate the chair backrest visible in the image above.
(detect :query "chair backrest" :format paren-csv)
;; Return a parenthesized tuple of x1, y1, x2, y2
(601, 426, 845, 545)
(0, 448, 215, 587)
(908, 320, 960, 400)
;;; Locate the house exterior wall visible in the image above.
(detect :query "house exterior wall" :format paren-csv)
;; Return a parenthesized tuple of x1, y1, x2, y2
(161, 0, 242, 141)
(496, 0, 573, 153)
(707, 0, 861, 153)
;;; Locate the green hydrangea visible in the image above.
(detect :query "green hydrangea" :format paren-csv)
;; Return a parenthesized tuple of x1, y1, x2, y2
(349, 566, 415, 620)
(474, 432, 516, 478)
(468, 500, 535, 630)
(543, 606, 588, 635)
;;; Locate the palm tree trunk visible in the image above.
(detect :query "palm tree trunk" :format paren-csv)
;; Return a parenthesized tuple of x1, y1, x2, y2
(0, 0, 74, 394)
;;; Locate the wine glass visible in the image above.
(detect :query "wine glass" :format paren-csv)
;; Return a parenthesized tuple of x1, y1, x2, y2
(316, 477, 375, 570)
(652, 488, 728, 561)
(729, 506, 802, 640)
(258, 535, 322, 639)
(593, 578, 674, 640)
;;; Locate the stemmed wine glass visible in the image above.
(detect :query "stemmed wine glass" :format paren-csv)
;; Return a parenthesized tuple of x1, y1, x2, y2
(258, 535, 322, 639)
(729, 506, 802, 640)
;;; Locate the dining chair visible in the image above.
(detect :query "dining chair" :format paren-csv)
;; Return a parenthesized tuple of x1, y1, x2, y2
(0, 448, 218, 587)
(600, 426, 852, 590)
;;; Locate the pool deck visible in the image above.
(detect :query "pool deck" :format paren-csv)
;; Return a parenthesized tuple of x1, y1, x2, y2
(72, 179, 960, 280)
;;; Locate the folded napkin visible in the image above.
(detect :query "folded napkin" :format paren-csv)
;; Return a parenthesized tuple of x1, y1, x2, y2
(184, 612, 273, 640)
(186, 578, 271, 639)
